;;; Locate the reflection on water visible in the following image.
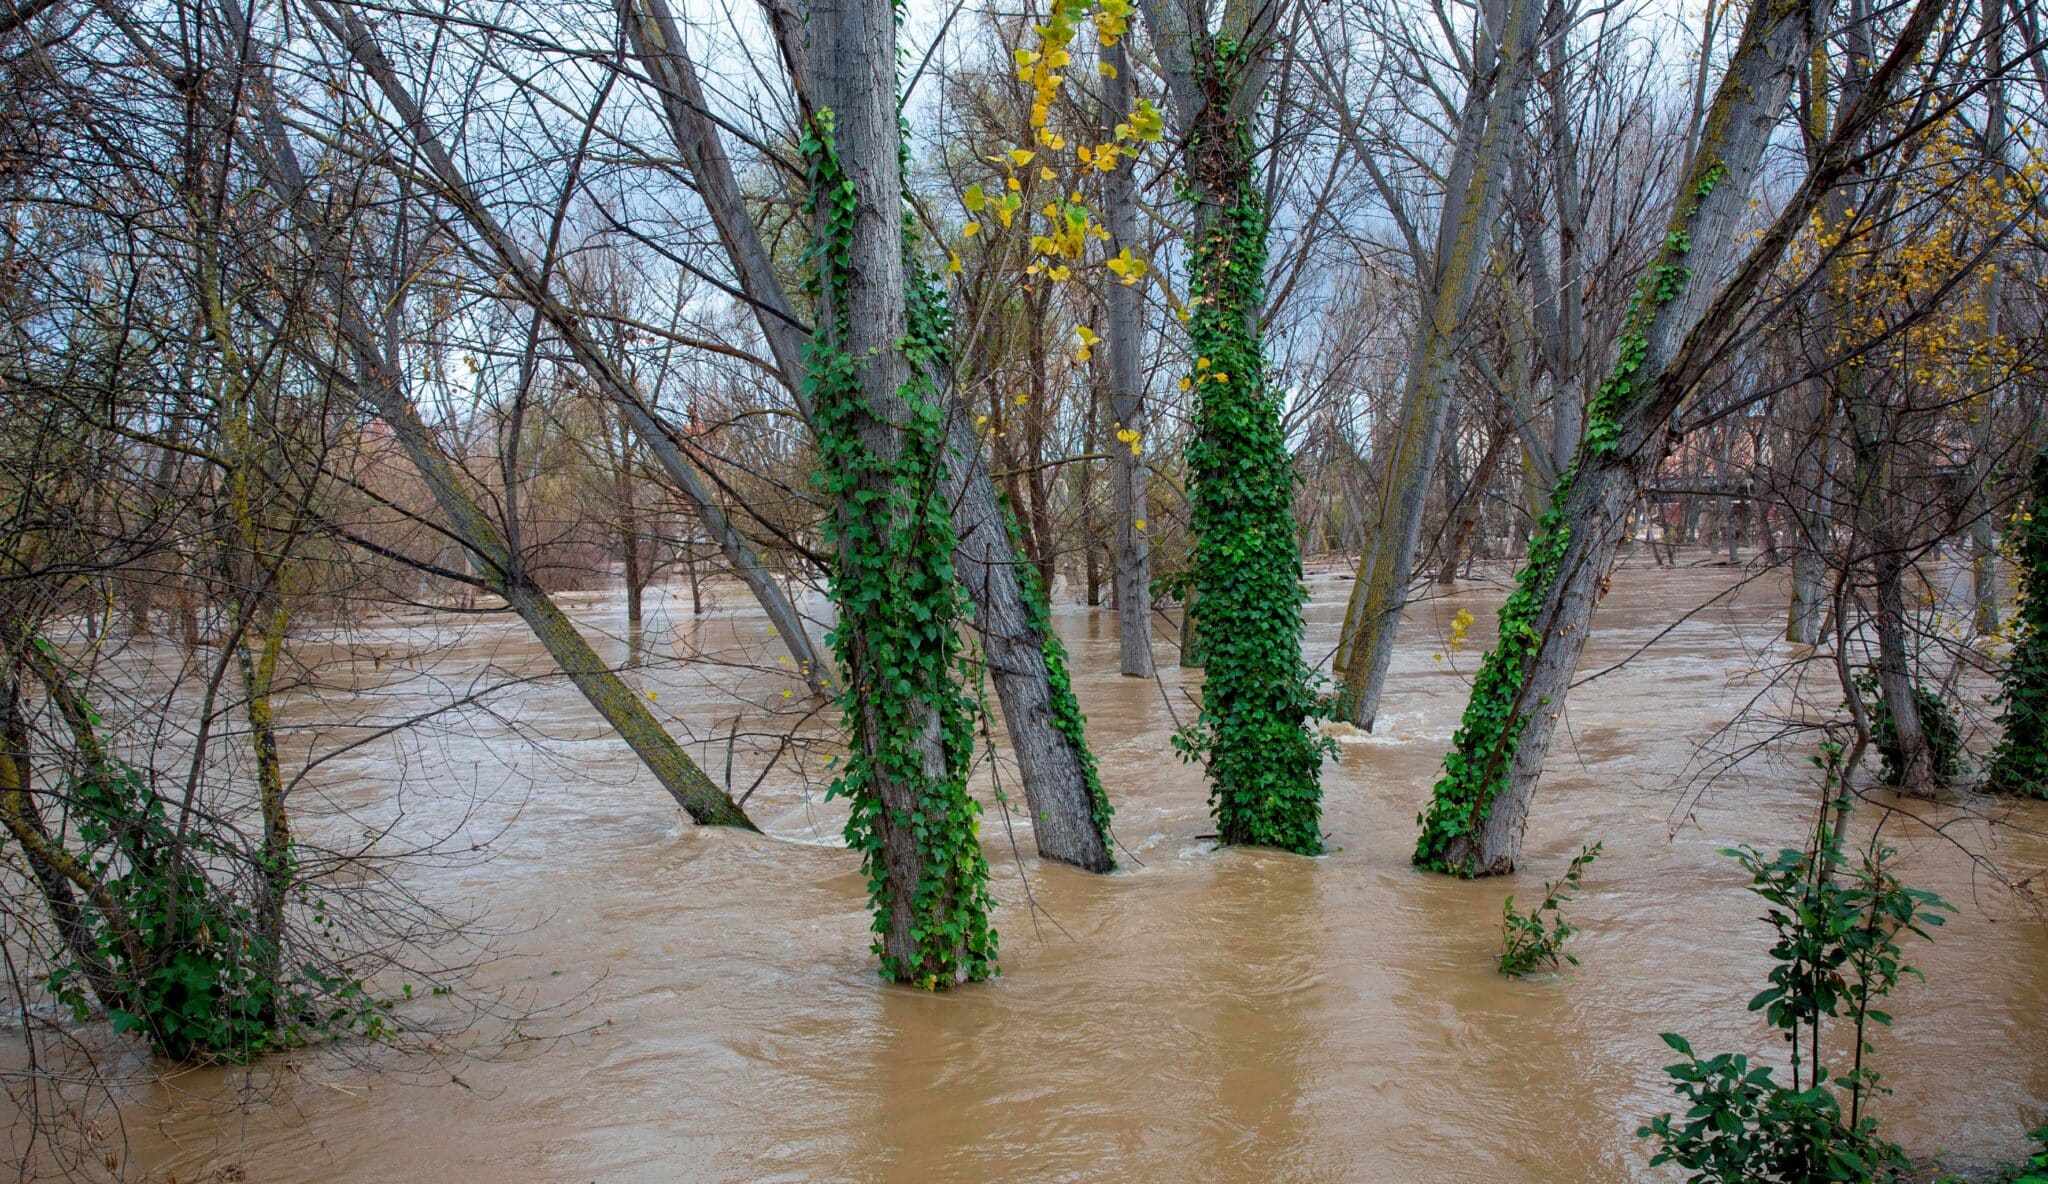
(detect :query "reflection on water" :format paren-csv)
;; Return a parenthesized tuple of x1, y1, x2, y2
(42, 557, 2048, 1181)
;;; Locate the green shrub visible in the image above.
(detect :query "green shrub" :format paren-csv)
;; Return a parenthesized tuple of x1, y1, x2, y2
(1856, 672, 1965, 786)
(1498, 841, 1601, 976)
(1991, 447, 2048, 797)
(1640, 745, 1951, 1182)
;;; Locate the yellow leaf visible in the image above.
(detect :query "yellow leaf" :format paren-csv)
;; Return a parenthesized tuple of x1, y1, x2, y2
(963, 221, 982, 237)
(1008, 148, 1035, 166)
(1098, 62, 1118, 78)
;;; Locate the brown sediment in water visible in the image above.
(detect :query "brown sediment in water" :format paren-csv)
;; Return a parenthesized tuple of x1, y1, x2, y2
(32, 554, 2048, 1181)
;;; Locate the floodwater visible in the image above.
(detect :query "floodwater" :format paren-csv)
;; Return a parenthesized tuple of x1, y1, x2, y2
(32, 554, 2048, 1181)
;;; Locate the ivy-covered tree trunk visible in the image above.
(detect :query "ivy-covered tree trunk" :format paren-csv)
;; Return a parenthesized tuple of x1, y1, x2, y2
(1414, 0, 1841, 876)
(624, 0, 1113, 871)
(1988, 447, 2048, 797)
(1171, 26, 1325, 854)
(1333, 0, 1540, 728)
(802, 0, 994, 985)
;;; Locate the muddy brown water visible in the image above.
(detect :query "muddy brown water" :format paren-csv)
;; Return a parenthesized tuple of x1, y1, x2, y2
(31, 556, 2048, 1181)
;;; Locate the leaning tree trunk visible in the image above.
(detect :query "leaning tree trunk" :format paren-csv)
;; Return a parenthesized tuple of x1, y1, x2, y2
(227, 13, 754, 829)
(310, 0, 832, 702)
(1334, 0, 1541, 728)
(622, 0, 1112, 870)
(1102, 35, 1156, 679)
(802, 0, 994, 984)
(1412, 0, 1949, 876)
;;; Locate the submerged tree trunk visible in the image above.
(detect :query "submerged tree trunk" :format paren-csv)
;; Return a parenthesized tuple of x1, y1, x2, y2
(1102, 36, 1156, 679)
(1145, 0, 1325, 853)
(623, 0, 1113, 870)
(1334, 0, 1541, 729)
(1413, 0, 1940, 875)
(803, 0, 993, 984)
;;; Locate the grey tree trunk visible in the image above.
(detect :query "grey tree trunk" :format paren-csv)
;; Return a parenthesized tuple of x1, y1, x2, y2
(1335, 0, 1541, 728)
(622, 0, 1112, 870)
(1786, 379, 1833, 643)
(219, 0, 754, 829)
(1102, 36, 1156, 679)
(1968, 0, 2010, 637)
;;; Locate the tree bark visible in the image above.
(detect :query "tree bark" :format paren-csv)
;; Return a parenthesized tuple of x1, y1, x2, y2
(1334, 0, 1541, 728)
(622, 0, 1112, 870)
(807, 0, 992, 983)
(1102, 36, 1156, 678)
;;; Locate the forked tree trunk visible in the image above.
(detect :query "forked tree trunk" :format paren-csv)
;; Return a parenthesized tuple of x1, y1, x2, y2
(622, 0, 1111, 870)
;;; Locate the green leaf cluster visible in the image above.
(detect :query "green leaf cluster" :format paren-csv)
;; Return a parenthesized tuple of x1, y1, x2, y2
(1639, 746, 1952, 1181)
(1990, 447, 2048, 797)
(1853, 671, 1966, 787)
(1497, 841, 1601, 975)
(1414, 173, 1715, 874)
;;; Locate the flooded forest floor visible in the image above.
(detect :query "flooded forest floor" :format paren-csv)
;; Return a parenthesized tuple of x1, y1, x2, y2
(42, 550, 2048, 1181)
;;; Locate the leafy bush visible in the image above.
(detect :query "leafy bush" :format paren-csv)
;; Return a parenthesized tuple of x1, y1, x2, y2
(1991, 447, 2048, 797)
(1498, 841, 1601, 976)
(1639, 745, 1951, 1182)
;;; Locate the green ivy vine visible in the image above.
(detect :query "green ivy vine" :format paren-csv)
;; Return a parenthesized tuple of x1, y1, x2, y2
(801, 111, 996, 987)
(1990, 446, 2048, 797)
(1170, 40, 1329, 854)
(1414, 158, 1726, 875)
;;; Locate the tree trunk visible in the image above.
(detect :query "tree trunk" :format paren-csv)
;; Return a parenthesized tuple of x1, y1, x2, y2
(1147, 0, 1325, 853)
(805, 0, 993, 983)
(1102, 36, 1156, 678)
(310, 0, 832, 701)
(230, 23, 754, 829)
(622, 0, 1113, 869)
(1439, 426, 1510, 585)
(1411, 0, 1931, 875)
(1334, 0, 1541, 728)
